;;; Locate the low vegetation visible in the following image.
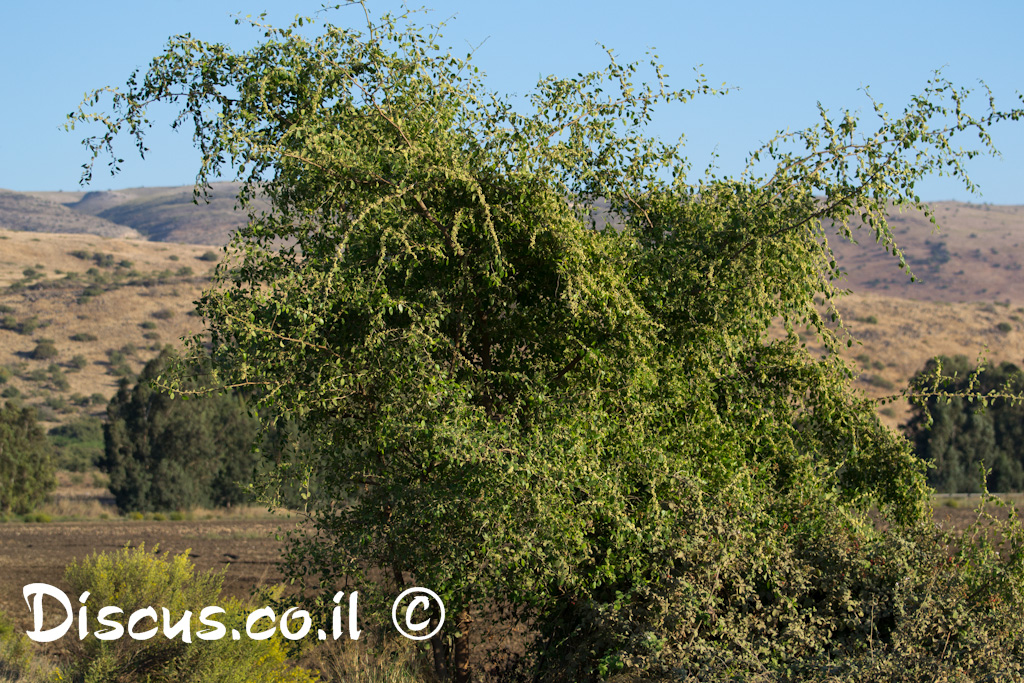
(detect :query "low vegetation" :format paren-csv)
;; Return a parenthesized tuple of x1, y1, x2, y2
(56, 545, 317, 683)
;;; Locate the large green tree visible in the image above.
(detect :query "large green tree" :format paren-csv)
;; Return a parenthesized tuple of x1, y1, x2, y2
(72, 5, 1024, 680)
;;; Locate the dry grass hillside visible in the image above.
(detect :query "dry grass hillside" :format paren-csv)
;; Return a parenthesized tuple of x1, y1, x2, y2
(0, 229, 217, 428)
(828, 201, 1024, 304)
(800, 293, 1024, 429)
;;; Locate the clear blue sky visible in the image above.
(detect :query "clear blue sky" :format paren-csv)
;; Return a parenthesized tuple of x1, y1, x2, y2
(2, 0, 1021, 203)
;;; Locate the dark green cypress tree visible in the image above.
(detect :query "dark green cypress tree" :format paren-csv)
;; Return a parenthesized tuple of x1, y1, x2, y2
(0, 402, 56, 514)
(906, 355, 1024, 492)
(101, 349, 262, 512)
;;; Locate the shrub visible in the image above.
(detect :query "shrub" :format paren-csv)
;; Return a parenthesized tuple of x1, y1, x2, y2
(57, 545, 317, 683)
(0, 608, 51, 681)
(70, 332, 99, 342)
(151, 308, 175, 320)
(168, 254, 179, 261)
(0, 366, 9, 384)
(177, 266, 195, 277)
(0, 402, 56, 514)
(198, 250, 219, 262)
(140, 320, 158, 329)
(7, 316, 42, 336)
(29, 339, 57, 361)
(1, 387, 20, 399)
(541, 490, 1024, 682)
(43, 396, 68, 412)
(25, 369, 48, 383)
(864, 374, 895, 390)
(70, 354, 89, 369)
(997, 321, 1013, 333)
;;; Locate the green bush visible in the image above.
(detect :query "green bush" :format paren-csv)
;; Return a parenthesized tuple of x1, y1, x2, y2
(2, 316, 42, 335)
(541, 489, 1024, 682)
(0, 402, 56, 514)
(70, 354, 89, 369)
(70, 332, 99, 342)
(151, 308, 175, 320)
(198, 250, 219, 262)
(997, 321, 1013, 333)
(56, 545, 317, 683)
(0, 608, 51, 681)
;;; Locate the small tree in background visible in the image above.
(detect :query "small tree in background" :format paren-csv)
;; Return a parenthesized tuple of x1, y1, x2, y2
(0, 401, 56, 515)
(905, 355, 1024, 492)
(102, 349, 261, 512)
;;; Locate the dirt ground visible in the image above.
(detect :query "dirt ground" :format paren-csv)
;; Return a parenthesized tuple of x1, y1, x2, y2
(0, 518, 291, 634)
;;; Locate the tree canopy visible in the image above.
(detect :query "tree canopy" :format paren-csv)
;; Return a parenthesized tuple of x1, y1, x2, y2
(71, 5, 1024, 680)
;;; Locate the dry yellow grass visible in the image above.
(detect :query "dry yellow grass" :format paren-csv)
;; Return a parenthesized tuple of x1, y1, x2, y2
(807, 292, 1024, 429)
(0, 229, 215, 427)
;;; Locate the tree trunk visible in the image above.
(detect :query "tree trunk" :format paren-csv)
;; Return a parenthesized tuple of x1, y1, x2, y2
(430, 626, 450, 682)
(453, 610, 473, 683)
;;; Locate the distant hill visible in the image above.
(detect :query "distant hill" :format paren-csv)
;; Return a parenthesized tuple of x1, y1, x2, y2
(9, 183, 268, 245)
(64, 183, 269, 244)
(0, 190, 140, 239)
(828, 202, 1024, 304)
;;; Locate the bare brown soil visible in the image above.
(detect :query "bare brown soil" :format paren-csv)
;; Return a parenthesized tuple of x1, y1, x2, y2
(0, 519, 291, 634)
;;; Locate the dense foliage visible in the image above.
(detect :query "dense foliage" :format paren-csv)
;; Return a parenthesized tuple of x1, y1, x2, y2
(0, 401, 56, 515)
(102, 349, 261, 512)
(905, 355, 1024, 493)
(72, 4, 1024, 680)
